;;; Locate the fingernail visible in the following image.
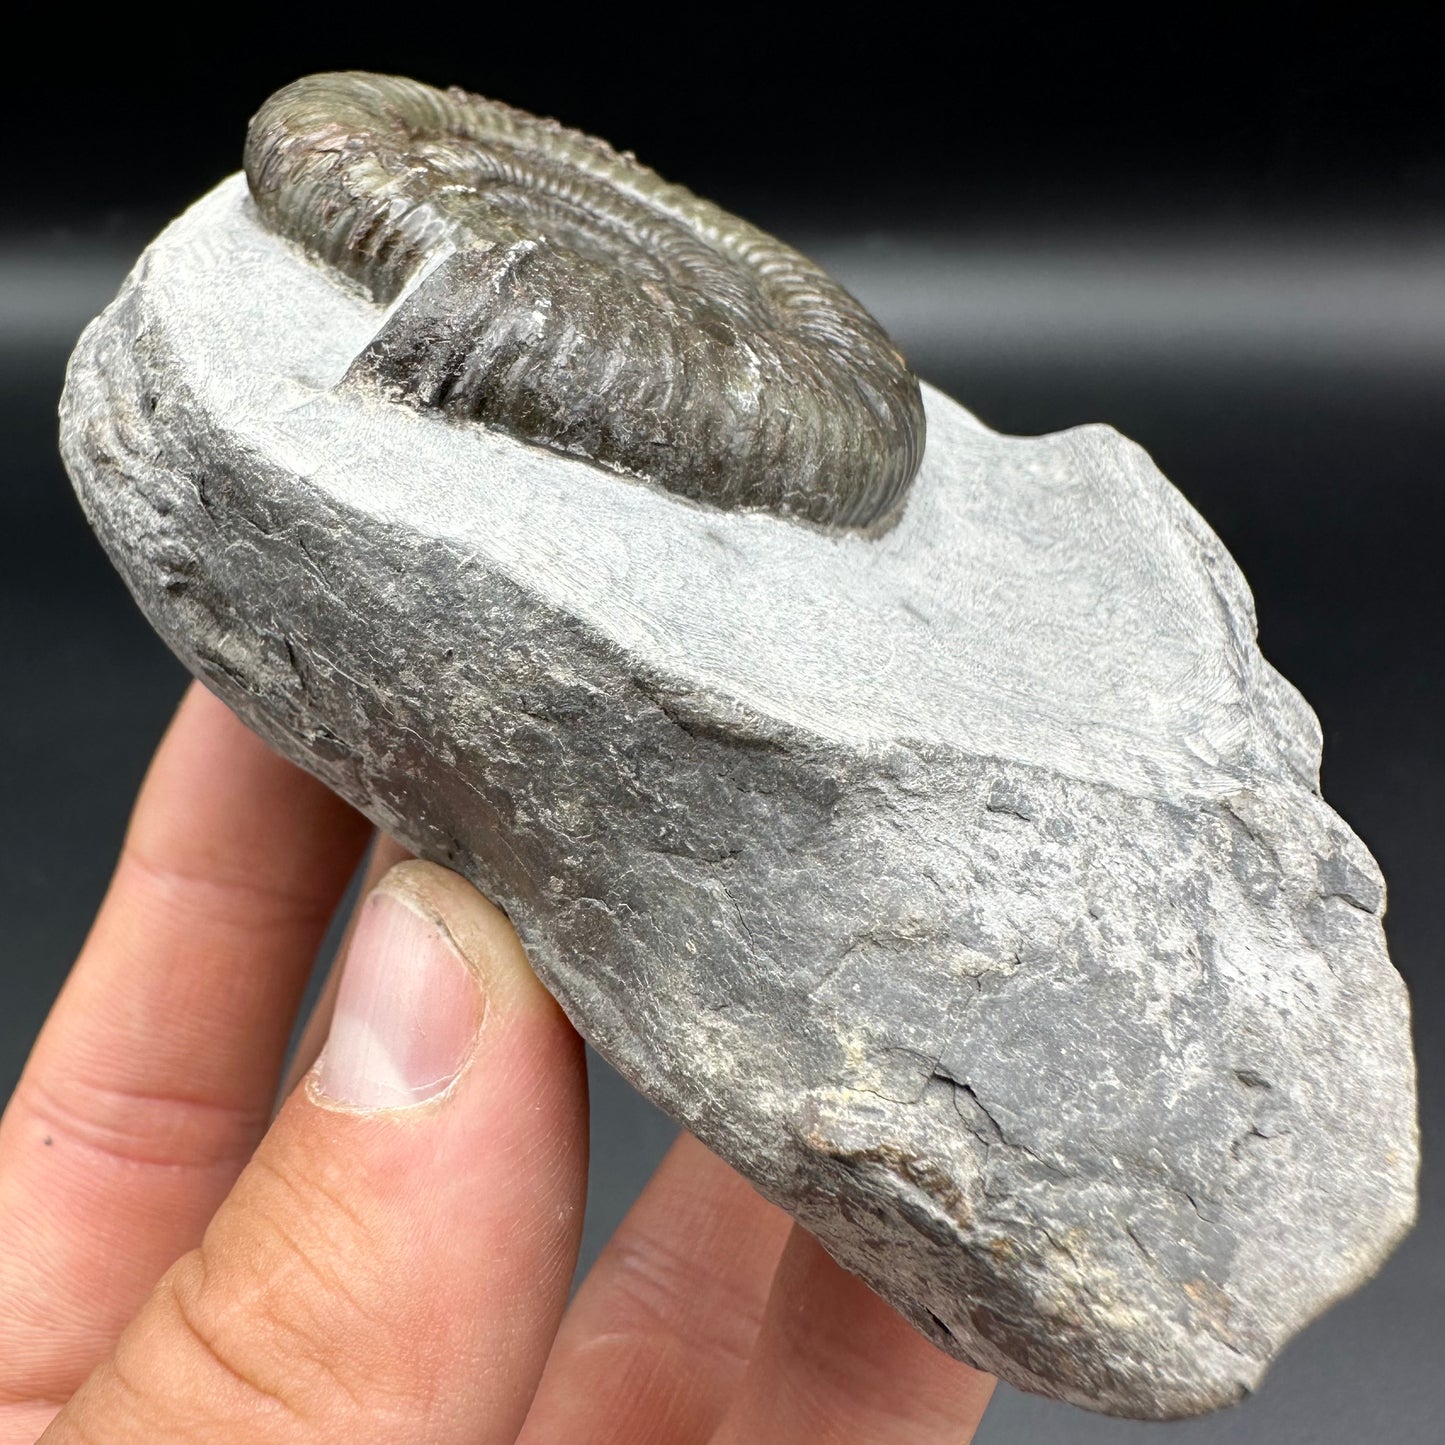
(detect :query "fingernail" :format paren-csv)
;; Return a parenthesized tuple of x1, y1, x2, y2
(315, 888, 483, 1109)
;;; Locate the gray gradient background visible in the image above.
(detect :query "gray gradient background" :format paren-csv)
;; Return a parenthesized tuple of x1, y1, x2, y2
(3, 11, 1442, 1438)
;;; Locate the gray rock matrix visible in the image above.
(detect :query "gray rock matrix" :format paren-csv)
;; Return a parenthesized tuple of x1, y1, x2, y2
(60, 174, 1416, 1417)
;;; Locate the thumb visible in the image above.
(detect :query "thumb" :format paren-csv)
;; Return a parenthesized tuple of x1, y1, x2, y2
(47, 861, 589, 1445)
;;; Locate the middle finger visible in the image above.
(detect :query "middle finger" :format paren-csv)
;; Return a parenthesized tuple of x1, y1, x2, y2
(710, 1226, 995, 1445)
(518, 1132, 792, 1445)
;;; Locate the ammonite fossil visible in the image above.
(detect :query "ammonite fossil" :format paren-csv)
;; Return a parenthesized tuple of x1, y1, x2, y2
(244, 71, 923, 530)
(61, 71, 1417, 1421)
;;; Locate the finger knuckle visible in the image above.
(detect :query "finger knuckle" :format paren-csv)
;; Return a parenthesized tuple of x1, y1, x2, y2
(11, 1069, 266, 1172)
(120, 841, 339, 937)
(602, 1228, 765, 1367)
(175, 1153, 434, 1417)
(150, 1249, 311, 1424)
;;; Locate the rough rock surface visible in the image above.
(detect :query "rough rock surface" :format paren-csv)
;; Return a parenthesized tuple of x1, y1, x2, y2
(60, 176, 1418, 1419)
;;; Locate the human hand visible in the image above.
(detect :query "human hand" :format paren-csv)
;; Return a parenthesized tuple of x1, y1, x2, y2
(0, 683, 995, 1442)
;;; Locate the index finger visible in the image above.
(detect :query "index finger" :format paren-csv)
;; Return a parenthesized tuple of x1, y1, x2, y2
(0, 682, 369, 1405)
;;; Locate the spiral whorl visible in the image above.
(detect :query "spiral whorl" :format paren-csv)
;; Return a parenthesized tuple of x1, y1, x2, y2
(244, 72, 924, 529)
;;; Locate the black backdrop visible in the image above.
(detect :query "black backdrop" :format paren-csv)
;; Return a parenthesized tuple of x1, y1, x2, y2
(13, 8, 1445, 226)
(3, 7, 1441, 1440)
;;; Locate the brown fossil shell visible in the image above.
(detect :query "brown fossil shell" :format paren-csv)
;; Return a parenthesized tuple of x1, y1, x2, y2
(243, 71, 924, 529)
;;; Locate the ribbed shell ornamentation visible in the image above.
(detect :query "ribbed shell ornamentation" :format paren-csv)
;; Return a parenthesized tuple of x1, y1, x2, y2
(243, 72, 924, 530)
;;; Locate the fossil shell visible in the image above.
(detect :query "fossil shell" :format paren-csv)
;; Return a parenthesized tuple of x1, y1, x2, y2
(62, 167, 1419, 1422)
(243, 71, 924, 529)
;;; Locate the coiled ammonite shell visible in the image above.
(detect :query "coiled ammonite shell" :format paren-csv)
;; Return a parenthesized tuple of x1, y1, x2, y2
(62, 71, 1420, 1419)
(243, 71, 924, 529)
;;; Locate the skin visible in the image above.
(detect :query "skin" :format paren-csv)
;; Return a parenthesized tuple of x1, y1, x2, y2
(0, 682, 995, 1442)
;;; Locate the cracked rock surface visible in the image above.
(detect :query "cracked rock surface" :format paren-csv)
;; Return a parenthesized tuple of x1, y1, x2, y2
(60, 176, 1418, 1419)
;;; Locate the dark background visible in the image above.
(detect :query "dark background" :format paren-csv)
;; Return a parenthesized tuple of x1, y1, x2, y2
(3, 7, 1441, 1438)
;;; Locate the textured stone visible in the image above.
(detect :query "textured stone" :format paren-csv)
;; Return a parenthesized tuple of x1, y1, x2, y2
(60, 174, 1417, 1419)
